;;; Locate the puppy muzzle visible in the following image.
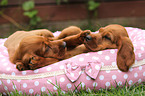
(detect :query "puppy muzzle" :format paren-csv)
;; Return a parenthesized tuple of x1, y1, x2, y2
(85, 35, 92, 41)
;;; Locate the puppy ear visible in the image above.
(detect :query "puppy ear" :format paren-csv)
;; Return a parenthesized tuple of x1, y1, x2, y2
(117, 37, 135, 72)
(99, 27, 104, 33)
(101, 32, 114, 43)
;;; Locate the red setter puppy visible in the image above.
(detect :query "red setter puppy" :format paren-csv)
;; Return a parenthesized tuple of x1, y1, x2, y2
(83, 24, 135, 72)
(4, 26, 90, 71)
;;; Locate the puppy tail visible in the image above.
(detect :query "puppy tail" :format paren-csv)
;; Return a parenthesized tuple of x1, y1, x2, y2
(117, 37, 135, 72)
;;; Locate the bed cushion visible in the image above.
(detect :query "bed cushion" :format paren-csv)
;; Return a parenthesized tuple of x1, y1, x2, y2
(0, 27, 145, 95)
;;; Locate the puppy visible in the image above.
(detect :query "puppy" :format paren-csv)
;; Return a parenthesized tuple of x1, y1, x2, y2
(29, 30, 91, 70)
(4, 26, 89, 70)
(84, 24, 135, 72)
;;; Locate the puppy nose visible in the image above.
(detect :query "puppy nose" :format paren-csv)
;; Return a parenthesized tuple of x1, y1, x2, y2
(62, 41, 66, 48)
(85, 35, 92, 41)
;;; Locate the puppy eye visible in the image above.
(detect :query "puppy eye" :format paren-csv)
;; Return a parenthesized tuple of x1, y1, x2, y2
(104, 35, 111, 40)
(45, 45, 51, 52)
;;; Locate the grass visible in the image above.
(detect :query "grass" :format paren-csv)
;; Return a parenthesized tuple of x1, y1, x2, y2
(1, 82, 145, 96)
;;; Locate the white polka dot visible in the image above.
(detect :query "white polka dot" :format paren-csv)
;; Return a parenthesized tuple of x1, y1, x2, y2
(118, 81, 122, 86)
(124, 74, 128, 79)
(106, 70, 110, 73)
(7, 79, 10, 84)
(134, 73, 138, 78)
(139, 66, 142, 70)
(6, 67, 10, 71)
(11, 72, 15, 76)
(80, 82, 85, 87)
(23, 83, 27, 88)
(60, 65, 64, 69)
(93, 82, 98, 87)
(60, 77, 65, 82)
(138, 79, 142, 83)
(86, 76, 91, 80)
(22, 71, 26, 75)
(141, 47, 144, 51)
(129, 80, 133, 85)
(99, 75, 104, 80)
(79, 58, 84, 61)
(0, 81, 2, 85)
(3, 63, 8, 66)
(17, 80, 21, 82)
(112, 62, 116, 66)
(47, 67, 52, 71)
(129, 68, 133, 72)
(41, 87, 46, 92)
(112, 75, 117, 80)
(70, 73, 74, 77)
(19, 91, 23, 94)
(95, 65, 100, 70)
(34, 69, 39, 73)
(4, 86, 8, 90)
(67, 63, 71, 68)
(67, 83, 72, 88)
(92, 56, 99, 60)
(98, 51, 102, 54)
(143, 72, 145, 76)
(118, 70, 122, 73)
(101, 62, 104, 66)
(53, 86, 58, 90)
(85, 53, 90, 56)
(105, 56, 110, 60)
(34, 81, 39, 86)
(29, 89, 34, 94)
(110, 50, 115, 54)
(105, 82, 110, 87)
(47, 79, 52, 84)
(12, 85, 17, 89)
(138, 53, 142, 58)
(1, 59, 6, 62)
(88, 69, 92, 73)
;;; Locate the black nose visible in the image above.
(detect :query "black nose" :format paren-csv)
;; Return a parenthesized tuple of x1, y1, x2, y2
(85, 35, 92, 41)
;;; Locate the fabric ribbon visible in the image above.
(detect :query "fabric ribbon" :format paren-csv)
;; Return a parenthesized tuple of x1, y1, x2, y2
(65, 61, 102, 82)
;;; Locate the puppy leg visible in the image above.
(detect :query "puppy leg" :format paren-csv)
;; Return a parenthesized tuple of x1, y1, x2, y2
(29, 56, 59, 70)
(117, 37, 135, 72)
(63, 30, 91, 50)
(64, 44, 89, 59)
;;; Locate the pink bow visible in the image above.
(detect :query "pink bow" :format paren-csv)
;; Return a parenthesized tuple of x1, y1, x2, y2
(65, 61, 101, 82)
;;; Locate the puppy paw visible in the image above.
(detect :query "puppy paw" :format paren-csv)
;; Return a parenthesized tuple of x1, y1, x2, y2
(80, 30, 91, 38)
(29, 56, 44, 70)
(16, 62, 25, 71)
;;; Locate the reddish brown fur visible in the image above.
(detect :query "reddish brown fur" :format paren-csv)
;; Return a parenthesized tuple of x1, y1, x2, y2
(84, 24, 135, 72)
(4, 26, 90, 71)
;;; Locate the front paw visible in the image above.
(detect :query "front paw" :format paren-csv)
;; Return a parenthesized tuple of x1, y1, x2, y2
(29, 56, 44, 70)
(80, 30, 91, 37)
(16, 62, 25, 71)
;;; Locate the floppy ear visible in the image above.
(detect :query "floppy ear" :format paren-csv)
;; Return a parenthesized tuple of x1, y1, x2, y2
(116, 37, 135, 72)
(101, 32, 114, 43)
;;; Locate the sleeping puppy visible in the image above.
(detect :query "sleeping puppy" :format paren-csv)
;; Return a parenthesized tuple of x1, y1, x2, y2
(4, 26, 89, 71)
(83, 24, 135, 72)
(28, 30, 91, 70)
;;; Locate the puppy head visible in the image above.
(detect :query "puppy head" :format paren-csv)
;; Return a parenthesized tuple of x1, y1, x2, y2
(84, 24, 129, 51)
(19, 36, 66, 59)
(84, 33, 102, 51)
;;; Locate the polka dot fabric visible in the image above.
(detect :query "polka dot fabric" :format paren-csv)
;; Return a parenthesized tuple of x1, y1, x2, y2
(0, 27, 145, 95)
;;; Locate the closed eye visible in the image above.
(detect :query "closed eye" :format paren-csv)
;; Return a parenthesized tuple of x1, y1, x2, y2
(103, 35, 111, 40)
(45, 45, 52, 52)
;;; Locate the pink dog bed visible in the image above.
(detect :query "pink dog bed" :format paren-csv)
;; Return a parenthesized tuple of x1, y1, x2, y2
(0, 27, 145, 95)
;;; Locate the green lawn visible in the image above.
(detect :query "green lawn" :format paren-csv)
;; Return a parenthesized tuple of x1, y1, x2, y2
(1, 82, 145, 96)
